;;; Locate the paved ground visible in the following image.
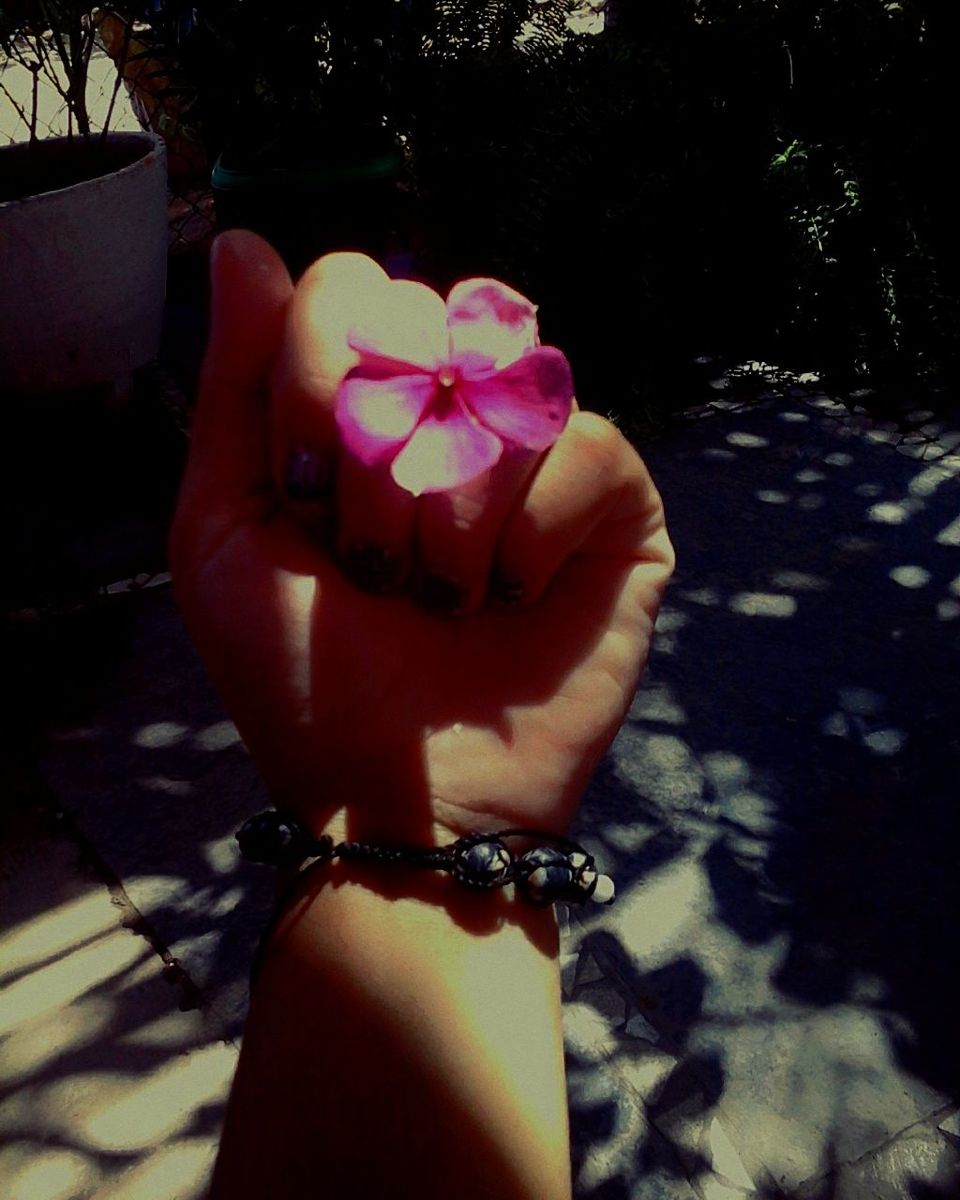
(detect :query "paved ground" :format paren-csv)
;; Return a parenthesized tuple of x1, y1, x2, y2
(2, 342, 959, 1198)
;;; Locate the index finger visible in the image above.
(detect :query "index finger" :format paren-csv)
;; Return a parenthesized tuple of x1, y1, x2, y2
(268, 252, 391, 499)
(171, 230, 293, 579)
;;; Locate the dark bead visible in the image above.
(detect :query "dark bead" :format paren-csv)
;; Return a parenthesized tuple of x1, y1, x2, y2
(236, 810, 306, 866)
(517, 846, 579, 905)
(452, 835, 513, 888)
(519, 846, 569, 873)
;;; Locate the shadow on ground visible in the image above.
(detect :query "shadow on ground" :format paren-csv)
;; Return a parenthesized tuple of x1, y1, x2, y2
(2, 392, 959, 1197)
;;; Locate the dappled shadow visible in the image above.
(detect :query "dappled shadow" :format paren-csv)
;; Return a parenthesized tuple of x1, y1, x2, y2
(560, 394, 960, 1193)
(4, 391, 959, 1196)
(0, 791, 232, 1197)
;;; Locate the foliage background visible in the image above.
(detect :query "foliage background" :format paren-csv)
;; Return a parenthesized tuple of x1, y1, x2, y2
(127, 0, 960, 426)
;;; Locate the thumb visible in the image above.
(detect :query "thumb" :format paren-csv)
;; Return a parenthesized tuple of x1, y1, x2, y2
(172, 230, 293, 562)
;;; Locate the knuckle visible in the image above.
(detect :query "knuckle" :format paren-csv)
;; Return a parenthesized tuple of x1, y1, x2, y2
(564, 411, 623, 480)
(299, 251, 387, 292)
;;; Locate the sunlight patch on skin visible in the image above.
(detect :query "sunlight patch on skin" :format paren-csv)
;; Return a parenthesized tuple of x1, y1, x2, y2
(281, 571, 319, 719)
(728, 592, 798, 618)
(889, 564, 931, 589)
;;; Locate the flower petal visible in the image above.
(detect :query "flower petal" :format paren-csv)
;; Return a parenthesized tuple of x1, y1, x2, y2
(447, 278, 539, 370)
(336, 365, 436, 466)
(459, 347, 573, 451)
(390, 402, 503, 496)
(347, 279, 449, 371)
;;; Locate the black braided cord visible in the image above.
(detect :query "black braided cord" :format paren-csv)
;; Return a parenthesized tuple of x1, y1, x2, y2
(240, 812, 613, 987)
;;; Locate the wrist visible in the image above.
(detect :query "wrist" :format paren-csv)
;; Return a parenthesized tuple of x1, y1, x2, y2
(265, 846, 562, 975)
(237, 854, 571, 1200)
(243, 808, 611, 942)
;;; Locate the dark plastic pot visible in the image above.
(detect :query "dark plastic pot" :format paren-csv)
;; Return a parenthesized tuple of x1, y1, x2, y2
(210, 125, 409, 279)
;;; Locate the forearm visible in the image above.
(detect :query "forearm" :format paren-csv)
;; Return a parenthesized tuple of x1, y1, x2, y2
(210, 859, 572, 1200)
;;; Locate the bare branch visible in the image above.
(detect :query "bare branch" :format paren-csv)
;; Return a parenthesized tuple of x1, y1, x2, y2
(99, 8, 136, 142)
(0, 75, 32, 138)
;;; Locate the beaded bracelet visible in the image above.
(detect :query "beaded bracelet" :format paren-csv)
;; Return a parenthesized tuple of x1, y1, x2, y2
(237, 809, 615, 984)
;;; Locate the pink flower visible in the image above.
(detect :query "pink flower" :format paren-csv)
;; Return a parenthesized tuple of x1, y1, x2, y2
(335, 277, 574, 496)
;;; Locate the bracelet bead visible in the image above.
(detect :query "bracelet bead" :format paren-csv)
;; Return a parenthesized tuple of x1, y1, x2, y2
(235, 810, 615, 906)
(236, 811, 322, 866)
(450, 834, 514, 889)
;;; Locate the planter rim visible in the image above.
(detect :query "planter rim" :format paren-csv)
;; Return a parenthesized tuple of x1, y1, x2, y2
(0, 131, 164, 209)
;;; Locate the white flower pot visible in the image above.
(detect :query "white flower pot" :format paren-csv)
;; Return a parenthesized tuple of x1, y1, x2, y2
(0, 131, 168, 394)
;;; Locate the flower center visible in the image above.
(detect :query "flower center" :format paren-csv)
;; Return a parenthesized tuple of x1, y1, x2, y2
(427, 363, 460, 420)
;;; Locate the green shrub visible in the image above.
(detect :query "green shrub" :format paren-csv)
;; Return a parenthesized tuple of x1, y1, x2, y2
(141, 0, 959, 422)
(408, 0, 960, 422)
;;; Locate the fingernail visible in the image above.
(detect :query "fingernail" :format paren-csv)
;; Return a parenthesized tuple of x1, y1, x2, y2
(341, 542, 402, 595)
(285, 448, 329, 501)
(418, 573, 467, 616)
(491, 573, 524, 607)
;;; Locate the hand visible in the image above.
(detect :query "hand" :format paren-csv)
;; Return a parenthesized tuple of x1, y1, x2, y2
(170, 231, 674, 849)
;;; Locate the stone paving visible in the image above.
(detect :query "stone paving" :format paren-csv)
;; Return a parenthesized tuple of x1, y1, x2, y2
(2, 382, 959, 1200)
